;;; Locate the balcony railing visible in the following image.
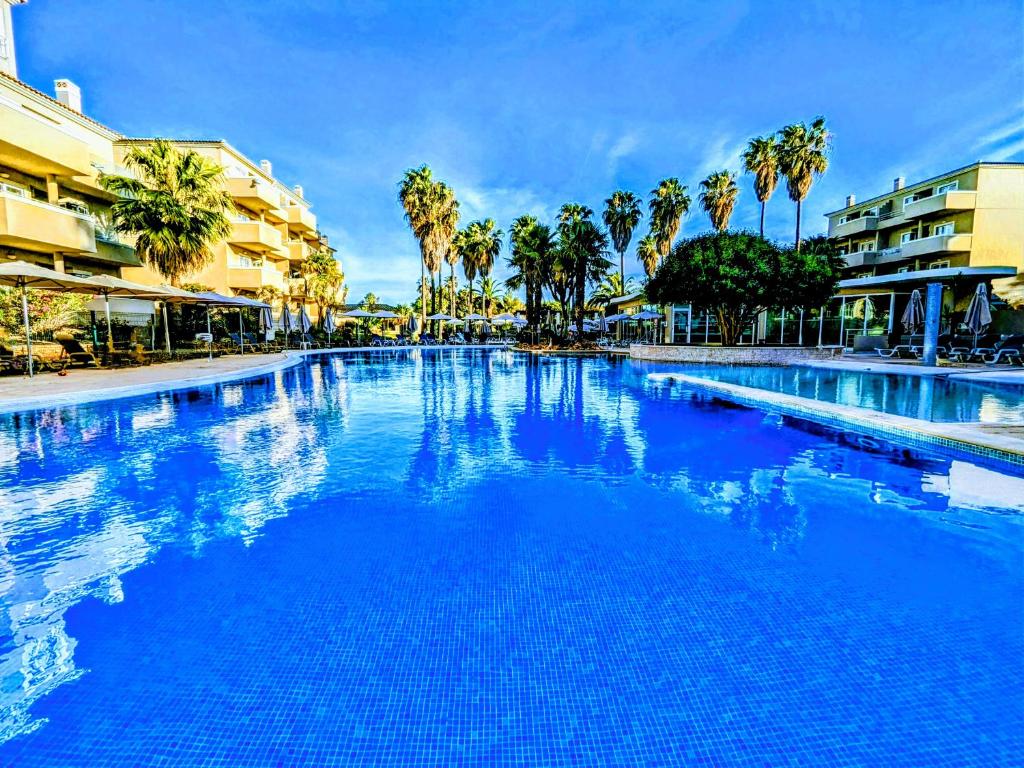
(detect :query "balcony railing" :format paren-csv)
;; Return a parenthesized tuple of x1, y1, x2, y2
(900, 233, 973, 260)
(285, 205, 316, 234)
(903, 190, 977, 220)
(225, 176, 280, 212)
(831, 215, 879, 239)
(228, 220, 285, 256)
(0, 191, 95, 253)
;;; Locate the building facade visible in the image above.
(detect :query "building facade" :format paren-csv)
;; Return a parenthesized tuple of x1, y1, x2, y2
(826, 162, 1024, 299)
(0, 1, 338, 318)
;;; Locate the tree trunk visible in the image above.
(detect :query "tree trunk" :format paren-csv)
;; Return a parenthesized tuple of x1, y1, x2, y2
(450, 263, 455, 317)
(619, 249, 625, 292)
(759, 202, 765, 238)
(574, 264, 586, 343)
(468, 280, 473, 318)
(420, 260, 426, 329)
(795, 199, 802, 253)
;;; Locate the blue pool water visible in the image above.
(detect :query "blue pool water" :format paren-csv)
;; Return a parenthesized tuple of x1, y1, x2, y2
(0, 349, 1021, 766)
(650, 363, 1024, 423)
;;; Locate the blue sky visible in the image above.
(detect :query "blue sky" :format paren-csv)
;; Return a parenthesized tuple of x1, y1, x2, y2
(14, 0, 1024, 303)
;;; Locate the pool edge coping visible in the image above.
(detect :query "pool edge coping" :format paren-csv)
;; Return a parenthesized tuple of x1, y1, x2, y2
(650, 372, 1024, 470)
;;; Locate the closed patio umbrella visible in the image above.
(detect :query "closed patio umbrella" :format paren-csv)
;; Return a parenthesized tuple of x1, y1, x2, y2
(297, 306, 313, 335)
(323, 307, 337, 346)
(0, 262, 103, 376)
(901, 289, 925, 335)
(280, 305, 294, 347)
(963, 283, 992, 347)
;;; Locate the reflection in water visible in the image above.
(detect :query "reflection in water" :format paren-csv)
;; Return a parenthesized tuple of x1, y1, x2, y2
(0, 349, 1019, 751)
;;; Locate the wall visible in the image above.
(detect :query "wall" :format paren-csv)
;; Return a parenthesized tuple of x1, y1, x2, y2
(629, 344, 843, 365)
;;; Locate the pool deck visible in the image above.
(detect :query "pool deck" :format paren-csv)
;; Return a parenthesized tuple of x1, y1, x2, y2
(802, 356, 1024, 386)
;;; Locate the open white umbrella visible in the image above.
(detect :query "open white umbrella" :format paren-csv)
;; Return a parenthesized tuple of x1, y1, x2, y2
(425, 313, 457, 321)
(373, 310, 400, 319)
(86, 275, 177, 354)
(463, 313, 488, 321)
(343, 309, 375, 343)
(633, 310, 663, 320)
(0, 262, 103, 376)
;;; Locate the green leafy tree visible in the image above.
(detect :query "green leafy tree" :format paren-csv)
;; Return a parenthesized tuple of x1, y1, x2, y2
(361, 292, 378, 313)
(646, 231, 841, 345)
(777, 117, 830, 251)
(647, 178, 691, 271)
(741, 134, 780, 237)
(603, 190, 643, 289)
(100, 139, 234, 285)
(478, 276, 499, 318)
(699, 171, 739, 232)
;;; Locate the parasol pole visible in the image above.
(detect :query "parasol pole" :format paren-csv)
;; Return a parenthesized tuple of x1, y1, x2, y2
(162, 302, 171, 354)
(206, 306, 213, 360)
(21, 285, 33, 378)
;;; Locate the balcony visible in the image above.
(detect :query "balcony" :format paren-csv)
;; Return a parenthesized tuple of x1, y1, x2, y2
(227, 264, 286, 292)
(0, 192, 95, 253)
(0, 101, 94, 177)
(93, 235, 141, 267)
(287, 277, 307, 297)
(286, 240, 312, 261)
(285, 205, 316, 235)
(831, 215, 878, 239)
(900, 233, 973, 260)
(903, 190, 977, 219)
(225, 176, 279, 213)
(228, 220, 284, 256)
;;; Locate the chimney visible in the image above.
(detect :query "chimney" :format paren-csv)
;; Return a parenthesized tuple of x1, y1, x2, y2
(259, 159, 272, 177)
(845, 194, 856, 207)
(54, 79, 82, 112)
(293, 184, 304, 198)
(893, 176, 905, 191)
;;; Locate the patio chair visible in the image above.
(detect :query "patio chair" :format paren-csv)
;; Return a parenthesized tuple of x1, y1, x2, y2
(56, 337, 100, 368)
(876, 345, 920, 359)
(419, 333, 438, 346)
(983, 335, 1024, 366)
(370, 334, 386, 347)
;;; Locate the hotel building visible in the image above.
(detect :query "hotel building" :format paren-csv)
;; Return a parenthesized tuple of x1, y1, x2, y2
(0, 0, 336, 316)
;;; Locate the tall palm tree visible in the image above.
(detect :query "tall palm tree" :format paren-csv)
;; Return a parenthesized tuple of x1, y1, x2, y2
(698, 171, 739, 232)
(507, 215, 553, 328)
(458, 219, 503, 316)
(444, 243, 459, 317)
(647, 177, 691, 268)
(556, 204, 610, 339)
(636, 234, 660, 279)
(741, 134, 780, 237)
(777, 117, 830, 251)
(589, 273, 639, 307)
(399, 165, 435, 326)
(398, 166, 460, 324)
(100, 140, 233, 285)
(303, 249, 345, 319)
(478, 276, 499, 318)
(602, 190, 643, 289)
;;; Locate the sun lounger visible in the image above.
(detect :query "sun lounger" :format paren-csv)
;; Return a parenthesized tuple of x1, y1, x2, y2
(876, 345, 919, 359)
(56, 337, 100, 367)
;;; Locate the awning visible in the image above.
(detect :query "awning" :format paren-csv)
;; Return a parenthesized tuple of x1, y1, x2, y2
(839, 266, 1016, 293)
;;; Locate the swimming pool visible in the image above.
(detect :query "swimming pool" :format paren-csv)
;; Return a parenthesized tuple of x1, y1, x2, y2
(644, 362, 1024, 423)
(0, 349, 1020, 765)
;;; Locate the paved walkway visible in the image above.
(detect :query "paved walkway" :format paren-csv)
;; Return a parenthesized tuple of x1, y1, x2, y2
(805, 356, 1024, 386)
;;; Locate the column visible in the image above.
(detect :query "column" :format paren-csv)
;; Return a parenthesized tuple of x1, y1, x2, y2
(45, 175, 59, 204)
(921, 281, 943, 366)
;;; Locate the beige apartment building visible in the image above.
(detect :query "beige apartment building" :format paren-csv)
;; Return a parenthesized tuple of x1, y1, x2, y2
(826, 162, 1024, 299)
(0, 0, 335, 317)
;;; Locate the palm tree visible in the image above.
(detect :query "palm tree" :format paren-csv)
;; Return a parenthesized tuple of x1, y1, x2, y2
(698, 171, 739, 232)
(303, 250, 345, 319)
(478, 276, 499, 318)
(398, 165, 460, 325)
(361, 292, 378, 313)
(556, 204, 610, 339)
(100, 140, 233, 286)
(636, 234, 659, 279)
(507, 215, 553, 328)
(602, 190, 643, 289)
(647, 177, 691, 268)
(777, 117, 830, 251)
(590, 273, 639, 307)
(458, 219, 503, 316)
(444, 244, 459, 317)
(741, 134, 780, 237)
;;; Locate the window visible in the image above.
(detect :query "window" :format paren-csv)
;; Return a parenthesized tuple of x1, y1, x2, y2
(933, 222, 954, 236)
(903, 195, 916, 207)
(0, 182, 27, 197)
(864, 208, 878, 216)
(838, 215, 848, 224)
(900, 231, 917, 244)
(859, 242, 873, 252)
(930, 260, 950, 269)
(837, 248, 847, 256)
(936, 181, 958, 194)
(897, 265, 913, 273)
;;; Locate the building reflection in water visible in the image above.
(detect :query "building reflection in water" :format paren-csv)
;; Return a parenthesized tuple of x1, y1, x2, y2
(0, 349, 1019, 744)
